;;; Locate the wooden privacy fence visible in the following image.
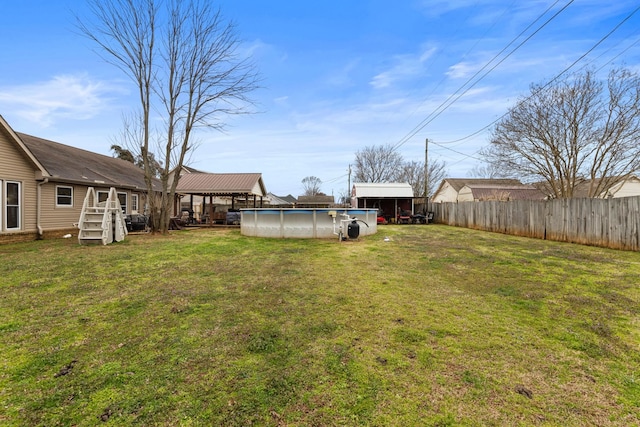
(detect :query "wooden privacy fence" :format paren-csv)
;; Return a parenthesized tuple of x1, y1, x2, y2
(429, 196, 640, 251)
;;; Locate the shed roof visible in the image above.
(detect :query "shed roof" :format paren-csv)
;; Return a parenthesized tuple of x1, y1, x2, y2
(17, 132, 158, 190)
(353, 182, 414, 198)
(175, 172, 266, 197)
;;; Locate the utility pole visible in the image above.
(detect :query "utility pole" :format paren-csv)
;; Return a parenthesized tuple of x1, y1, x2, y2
(347, 164, 352, 207)
(424, 138, 429, 213)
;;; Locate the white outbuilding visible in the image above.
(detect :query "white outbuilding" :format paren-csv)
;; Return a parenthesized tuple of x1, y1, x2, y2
(351, 183, 415, 222)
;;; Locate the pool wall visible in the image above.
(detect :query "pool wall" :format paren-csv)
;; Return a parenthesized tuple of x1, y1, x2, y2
(241, 209, 378, 238)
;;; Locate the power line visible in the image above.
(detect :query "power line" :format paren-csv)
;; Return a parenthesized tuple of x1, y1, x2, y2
(438, 3, 640, 145)
(430, 140, 484, 162)
(595, 34, 640, 72)
(322, 173, 348, 185)
(391, 0, 571, 152)
(382, 0, 519, 147)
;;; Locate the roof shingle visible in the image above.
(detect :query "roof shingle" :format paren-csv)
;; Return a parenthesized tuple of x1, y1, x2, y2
(18, 132, 156, 190)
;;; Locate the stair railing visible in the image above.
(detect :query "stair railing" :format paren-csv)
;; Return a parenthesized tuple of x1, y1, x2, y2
(78, 187, 97, 234)
(105, 187, 128, 242)
(77, 187, 128, 244)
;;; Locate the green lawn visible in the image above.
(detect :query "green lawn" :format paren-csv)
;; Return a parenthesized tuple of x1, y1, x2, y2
(1, 225, 639, 426)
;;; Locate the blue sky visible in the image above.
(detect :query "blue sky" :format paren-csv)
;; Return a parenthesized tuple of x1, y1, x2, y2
(1, 1, 639, 196)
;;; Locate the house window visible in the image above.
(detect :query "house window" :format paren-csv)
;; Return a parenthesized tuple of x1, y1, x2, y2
(118, 192, 127, 213)
(6, 181, 20, 230)
(96, 190, 127, 213)
(56, 186, 73, 207)
(97, 191, 109, 204)
(131, 194, 139, 213)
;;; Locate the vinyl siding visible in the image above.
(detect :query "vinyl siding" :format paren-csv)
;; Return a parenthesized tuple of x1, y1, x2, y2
(1, 119, 153, 243)
(431, 183, 459, 203)
(0, 127, 38, 234)
(39, 183, 84, 230)
(39, 185, 143, 230)
(612, 180, 640, 198)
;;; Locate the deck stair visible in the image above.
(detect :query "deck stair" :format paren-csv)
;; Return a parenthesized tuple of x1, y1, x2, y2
(77, 187, 128, 245)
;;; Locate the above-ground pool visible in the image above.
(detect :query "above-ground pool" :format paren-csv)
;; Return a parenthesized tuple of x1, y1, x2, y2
(241, 208, 378, 239)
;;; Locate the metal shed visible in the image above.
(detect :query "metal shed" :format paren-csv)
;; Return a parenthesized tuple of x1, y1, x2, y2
(351, 183, 415, 222)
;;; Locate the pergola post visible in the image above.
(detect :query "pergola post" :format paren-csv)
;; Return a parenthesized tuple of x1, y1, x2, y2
(208, 195, 214, 225)
(173, 194, 180, 216)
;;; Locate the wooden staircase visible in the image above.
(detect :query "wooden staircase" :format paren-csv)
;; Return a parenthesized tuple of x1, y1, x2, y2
(77, 187, 128, 245)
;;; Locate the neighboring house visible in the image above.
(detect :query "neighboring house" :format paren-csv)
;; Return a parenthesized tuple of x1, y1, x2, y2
(538, 176, 640, 199)
(431, 178, 524, 203)
(597, 176, 640, 198)
(351, 183, 415, 220)
(179, 165, 208, 174)
(266, 192, 297, 207)
(457, 184, 546, 202)
(0, 115, 157, 243)
(296, 195, 335, 208)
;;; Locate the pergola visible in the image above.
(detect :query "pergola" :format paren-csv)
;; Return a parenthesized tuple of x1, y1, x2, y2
(174, 173, 267, 225)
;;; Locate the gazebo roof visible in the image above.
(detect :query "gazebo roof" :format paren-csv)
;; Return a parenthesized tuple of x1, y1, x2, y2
(175, 173, 266, 197)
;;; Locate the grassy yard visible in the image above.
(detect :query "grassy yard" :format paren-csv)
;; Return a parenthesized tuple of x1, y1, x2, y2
(1, 225, 639, 426)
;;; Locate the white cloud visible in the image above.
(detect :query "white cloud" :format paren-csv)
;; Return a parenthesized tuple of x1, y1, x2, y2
(417, 0, 509, 18)
(370, 45, 437, 89)
(326, 58, 360, 87)
(446, 61, 479, 79)
(0, 74, 124, 127)
(274, 96, 289, 106)
(242, 38, 280, 61)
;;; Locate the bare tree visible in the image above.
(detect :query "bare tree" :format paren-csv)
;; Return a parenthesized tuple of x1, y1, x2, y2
(397, 159, 447, 197)
(78, 0, 260, 232)
(427, 160, 447, 198)
(112, 115, 163, 177)
(336, 188, 351, 207)
(78, 0, 157, 222)
(482, 68, 640, 198)
(301, 176, 323, 196)
(353, 144, 404, 183)
(467, 163, 505, 179)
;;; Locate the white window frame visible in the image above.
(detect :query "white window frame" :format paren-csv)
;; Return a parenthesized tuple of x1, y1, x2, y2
(96, 190, 128, 213)
(56, 185, 74, 207)
(0, 180, 3, 230)
(131, 194, 139, 213)
(5, 181, 21, 230)
(97, 190, 109, 204)
(118, 192, 127, 213)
